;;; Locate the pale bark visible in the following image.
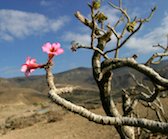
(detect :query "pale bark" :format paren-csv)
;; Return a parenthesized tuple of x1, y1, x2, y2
(101, 58, 168, 87)
(45, 63, 168, 135)
(45, 1, 167, 138)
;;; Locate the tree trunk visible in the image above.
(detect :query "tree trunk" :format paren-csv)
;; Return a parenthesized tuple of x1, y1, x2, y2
(92, 39, 134, 139)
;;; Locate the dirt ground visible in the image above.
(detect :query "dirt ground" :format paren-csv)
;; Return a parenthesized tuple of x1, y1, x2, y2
(1, 96, 168, 139)
(0, 104, 119, 139)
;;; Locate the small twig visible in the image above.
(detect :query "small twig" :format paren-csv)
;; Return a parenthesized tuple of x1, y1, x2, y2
(114, 15, 125, 28)
(114, 39, 120, 58)
(128, 73, 167, 122)
(104, 22, 143, 54)
(146, 42, 168, 66)
(153, 44, 167, 50)
(105, 4, 156, 56)
(90, 3, 96, 48)
(130, 73, 151, 93)
(108, 2, 130, 22)
(119, 0, 122, 8)
(122, 89, 138, 116)
(107, 25, 119, 39)
(129, 73, 160, 103)
(138, 6, 157, 23)
(71, 42, 109, 59)
(145, 53, 168, 66)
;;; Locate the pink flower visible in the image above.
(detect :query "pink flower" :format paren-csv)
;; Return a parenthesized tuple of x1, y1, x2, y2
(21, 57, 42, 77)
(42, 42, 64, 61)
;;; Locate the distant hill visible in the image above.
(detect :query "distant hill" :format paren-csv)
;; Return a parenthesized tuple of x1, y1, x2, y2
(8, 66, 147, 93)
(0, 60, 168, 105)
(8, 67, 96, 93)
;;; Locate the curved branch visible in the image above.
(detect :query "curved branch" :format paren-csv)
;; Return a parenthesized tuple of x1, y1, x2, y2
(45, 63, 168, 134)
(71, 42, 109, 59)
(101, 58, 168, 87)
(146, 52, 168, 66)
(48, 89, 168, 134)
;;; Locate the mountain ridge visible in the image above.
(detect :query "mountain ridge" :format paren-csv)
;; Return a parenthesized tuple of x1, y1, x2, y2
(0, 60, 168, 105)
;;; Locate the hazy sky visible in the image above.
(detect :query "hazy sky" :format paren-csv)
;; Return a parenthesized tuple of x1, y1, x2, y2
(0, 0, 168, 78)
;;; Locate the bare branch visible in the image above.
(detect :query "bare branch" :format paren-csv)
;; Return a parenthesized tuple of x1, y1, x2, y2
(120, 22, 143, 48)
(153, 44, 167, 50)
(107, 25, 120, 39)
(104, 22, 143, 55)
(145, 53, 168, 66)
(119, 0, 122, 8)
(146, 41, 168, 66)
(90, 3, 97, 48)
(122, 89, 138, 116)
(75, 11, 107, 35)
(71, 41, 109, 59)
(71, 1, 161, 138)
(138, 6, 157, 23)
(126, 73, 167, 122)
(49, 89, 168, 134)
(129, 73, 159, 101)
(75, 11, 92, 28)
(104, 4, 156, 57)
(114, 15, 125, 28)
(101, 58, 168, 87)
(75, 11, 102, 36)
(45, 63, 168, 134)
(108, 2, 130, 22)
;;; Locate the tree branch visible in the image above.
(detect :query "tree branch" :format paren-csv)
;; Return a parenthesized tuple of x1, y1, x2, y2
(146, 53, 168, 66)
(71, 41, 109, 59)
(75, 11, 104, 36)
(45, 63, 168, 134)
(101, 58, 168, 87)
(108, 2, 130, 22)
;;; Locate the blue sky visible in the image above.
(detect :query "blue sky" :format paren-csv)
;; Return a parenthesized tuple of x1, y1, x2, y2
(0, 0, 168, 78)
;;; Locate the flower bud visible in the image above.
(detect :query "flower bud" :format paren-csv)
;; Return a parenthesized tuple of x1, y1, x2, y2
(92, 0, 101, 10)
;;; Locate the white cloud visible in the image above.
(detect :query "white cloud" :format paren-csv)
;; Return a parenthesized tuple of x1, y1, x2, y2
(100, 5, 120, 25)
(40, 0, 52, 7)
(63, 32, 91, 45)
(0, 9, 70, 41)
(85, 4, 121, 27)
(126, 14, 168, 54)
(62, 5, 120, 47)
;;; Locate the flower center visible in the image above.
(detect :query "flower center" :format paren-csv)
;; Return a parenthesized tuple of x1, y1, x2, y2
(50, 47, 56, 52)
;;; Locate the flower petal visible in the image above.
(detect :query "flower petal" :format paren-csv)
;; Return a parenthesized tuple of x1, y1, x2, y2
(55, 48, 64, 55)
(25, 71, 30, 77)
(52, 42, 60, 49)
(42, 42, 52, 53)
(21, 64, 28, 72)
(21, 57, 41, 77)
(30, 69, 35, 73)
(26, 57, 31, 65)
(30, 58, 36, 64)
